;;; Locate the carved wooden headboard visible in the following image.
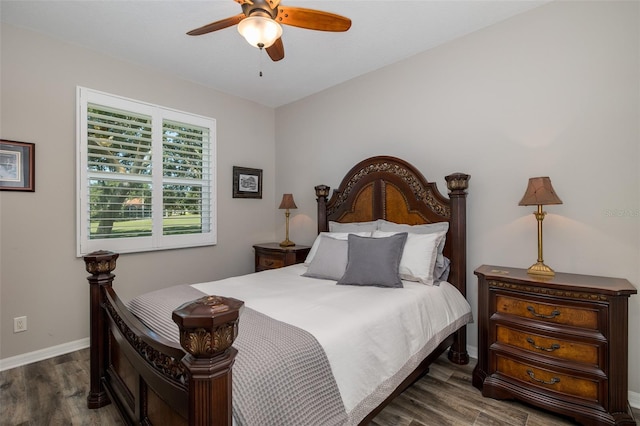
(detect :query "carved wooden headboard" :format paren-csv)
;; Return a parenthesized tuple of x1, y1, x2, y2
(314, 156, 470, 298)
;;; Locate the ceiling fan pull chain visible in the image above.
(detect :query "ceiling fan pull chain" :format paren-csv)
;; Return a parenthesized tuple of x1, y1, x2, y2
(258, 44, 264, 77)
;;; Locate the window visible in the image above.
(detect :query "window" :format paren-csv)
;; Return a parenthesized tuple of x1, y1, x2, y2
(77, 87, 216, 256)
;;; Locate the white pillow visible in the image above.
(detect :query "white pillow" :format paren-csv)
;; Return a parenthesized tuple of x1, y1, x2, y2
(377, 220, 449, 268)
(304, 231, 372, 265)
(328, 220, 378, 233)
(372, 230, 446, 286)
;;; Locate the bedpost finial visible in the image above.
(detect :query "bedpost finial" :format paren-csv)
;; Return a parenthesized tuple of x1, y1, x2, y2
(445, 173, 470, 193)
(172, 295, 244, 357)
(84, 250, 119, 275)
(315, 185, 330, 199)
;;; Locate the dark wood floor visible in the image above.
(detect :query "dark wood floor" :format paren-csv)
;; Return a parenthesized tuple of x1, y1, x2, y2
(1, 348, 637, 425)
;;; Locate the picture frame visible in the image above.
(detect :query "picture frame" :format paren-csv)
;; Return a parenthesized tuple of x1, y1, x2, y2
(0, 139, 35, 192)
(232, 166, 262, 199)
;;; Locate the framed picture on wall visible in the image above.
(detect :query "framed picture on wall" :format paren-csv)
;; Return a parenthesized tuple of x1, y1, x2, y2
(0, 139, 35, 192)
(232, 166, 262, 199)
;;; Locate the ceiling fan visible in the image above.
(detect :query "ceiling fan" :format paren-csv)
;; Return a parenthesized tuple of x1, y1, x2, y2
(187, 0, 352, 62)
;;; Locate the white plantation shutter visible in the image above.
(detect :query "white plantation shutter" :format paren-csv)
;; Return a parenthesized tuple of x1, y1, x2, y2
(86, 104, 153, 240)
(162, 119, 212, 236)
(77, 87, 216, 256)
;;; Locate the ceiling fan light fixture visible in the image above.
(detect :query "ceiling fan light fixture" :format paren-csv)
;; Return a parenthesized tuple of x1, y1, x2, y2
(238, 16, 282, 49)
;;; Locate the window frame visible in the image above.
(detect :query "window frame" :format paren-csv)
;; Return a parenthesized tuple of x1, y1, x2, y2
(76, 87, 216, 256)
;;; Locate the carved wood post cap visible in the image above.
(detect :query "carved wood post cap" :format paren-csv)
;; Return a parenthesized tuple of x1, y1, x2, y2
(445, 173, 470, 193)
(84, 250, 119, 275)
(172, 296, 244, 358)
(315, 184, 330, 199)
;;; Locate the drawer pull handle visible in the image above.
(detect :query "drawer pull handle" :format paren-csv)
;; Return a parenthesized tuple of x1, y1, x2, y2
(264, 260, 274, 266)
(526, 337, 560, 352)
(527, 306, 560, 319)
(526, 369, 560, 386)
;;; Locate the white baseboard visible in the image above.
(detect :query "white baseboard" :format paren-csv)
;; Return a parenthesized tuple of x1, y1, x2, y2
(0, 339, 638, 409)
(629, 390, 640, 409)
(467, 344, 478, 361)
(0, 338, 89, 372)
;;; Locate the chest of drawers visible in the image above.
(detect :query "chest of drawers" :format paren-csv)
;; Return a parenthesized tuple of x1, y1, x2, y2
(473, 265, 637, 425)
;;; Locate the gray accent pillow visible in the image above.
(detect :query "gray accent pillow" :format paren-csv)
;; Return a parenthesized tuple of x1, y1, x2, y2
(435, 256, 451, 283)
(304, 231, 371, 265)
(302, 235, 349, 280)
(337, 233, 408, 288)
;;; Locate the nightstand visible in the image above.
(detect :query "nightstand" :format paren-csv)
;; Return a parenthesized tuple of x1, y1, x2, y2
(473, 265, 637, 426)
(253, 243, 311, 272)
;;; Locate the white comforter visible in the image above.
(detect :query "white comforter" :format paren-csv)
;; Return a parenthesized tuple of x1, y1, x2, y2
(191, 264, 472, 420)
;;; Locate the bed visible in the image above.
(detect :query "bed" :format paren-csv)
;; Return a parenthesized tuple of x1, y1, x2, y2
(83, 155, 471, 425)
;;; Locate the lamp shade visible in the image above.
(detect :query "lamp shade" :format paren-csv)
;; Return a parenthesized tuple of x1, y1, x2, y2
(519, 177, 562, 206)
(237, 16, 282, 49)
(279, 193, 297, 210)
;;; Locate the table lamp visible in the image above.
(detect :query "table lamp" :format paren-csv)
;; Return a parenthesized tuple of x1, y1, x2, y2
(279, 193, 297, 247)
(519, 177, 563, 277)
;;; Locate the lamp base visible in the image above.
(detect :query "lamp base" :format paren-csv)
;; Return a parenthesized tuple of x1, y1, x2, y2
(279, 239, 295, 247)
(526, 261, 555, 277)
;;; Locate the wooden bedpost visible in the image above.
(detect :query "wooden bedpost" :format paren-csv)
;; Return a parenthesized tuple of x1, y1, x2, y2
(84, 250, 119, 409)
(173, 295, 244, 426)
(315, 185, 330, 233)
(445, 173, 470, 365)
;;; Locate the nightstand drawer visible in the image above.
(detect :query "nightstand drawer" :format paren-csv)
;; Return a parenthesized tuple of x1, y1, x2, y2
(495, 294, 599, 330)
(258, 254, 285, 270)
(495, 354, 601, 402)
(496, 325, 600, 365)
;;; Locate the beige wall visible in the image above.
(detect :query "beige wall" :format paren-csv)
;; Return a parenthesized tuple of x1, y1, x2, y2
(275, 1, 640, 394)
(0, 25, 277, 359)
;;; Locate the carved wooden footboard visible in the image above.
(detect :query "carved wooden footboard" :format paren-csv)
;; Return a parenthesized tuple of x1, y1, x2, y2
(85, 251, 242, 425)
(84, 155, 470, 426)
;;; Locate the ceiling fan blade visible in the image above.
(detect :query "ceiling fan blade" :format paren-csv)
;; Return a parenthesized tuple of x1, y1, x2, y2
(187, 13, 246, 36)
(276, 6, 351, 32)
(266, 37, 284, 61)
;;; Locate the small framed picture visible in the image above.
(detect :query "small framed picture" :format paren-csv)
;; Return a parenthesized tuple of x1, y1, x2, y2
(233, 166, 262, 199)
(0, 139, 35, 192)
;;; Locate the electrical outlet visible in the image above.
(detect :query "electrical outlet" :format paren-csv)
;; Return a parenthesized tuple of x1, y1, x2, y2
(14, 316, 27, 333)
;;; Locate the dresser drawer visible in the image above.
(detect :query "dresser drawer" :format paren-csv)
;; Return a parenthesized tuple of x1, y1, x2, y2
(257, 254, 285, 270)
(495, 325, 600, 366)
(495, 294, 600, 330)
(494, 353, 602, 403)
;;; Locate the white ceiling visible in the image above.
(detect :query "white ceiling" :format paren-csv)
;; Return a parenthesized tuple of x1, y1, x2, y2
(1, 0, 548, 107)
